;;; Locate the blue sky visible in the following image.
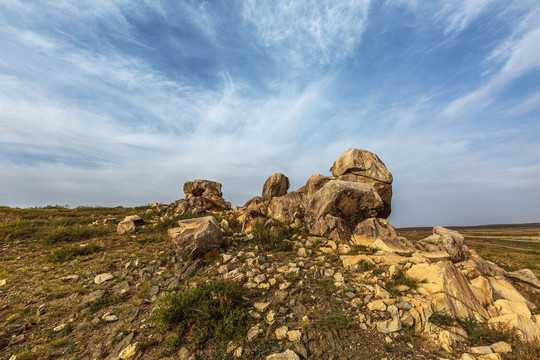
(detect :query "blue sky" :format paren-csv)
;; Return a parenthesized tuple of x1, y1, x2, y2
(1, 0, 539, 227)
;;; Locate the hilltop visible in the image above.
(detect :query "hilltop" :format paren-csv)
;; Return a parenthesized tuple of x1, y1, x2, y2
(1, 149, 539, 360)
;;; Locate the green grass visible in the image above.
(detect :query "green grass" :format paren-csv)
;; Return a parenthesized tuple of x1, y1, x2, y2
(46, 244, 101, 262)
(153, 281, 254, 344)
(43, 226, 108, 244)
(250, 221, 295, 251)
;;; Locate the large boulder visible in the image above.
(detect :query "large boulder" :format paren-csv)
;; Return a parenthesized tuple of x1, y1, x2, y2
(268, 190, 304, 223)
(178, 179, 231, 214)
(305, 180, 383, 237)
(330, 149, 393, 218)
(406, 261, 489, 320)
(351, 218, 398, 247)
(419, 227, 469, 263)
(184, 179, 223, 197)
(262, 173, 290, 201)
(117, 215, 144, 234)
(167, 216, 223, 259)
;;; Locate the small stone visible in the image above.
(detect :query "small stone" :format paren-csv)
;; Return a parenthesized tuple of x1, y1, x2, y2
(490, 341, 511, 353)
(470, 346, 493, 354)
(218, 265, 229, 275)
(233, 346, 243, 358)
(298, 248, 307, 257)
(254, 302, 270, 312)
(94, 273, 114, 285)
(9, 334, 24, 346)
(275, 326, 288, 339)
(287, 330, 302, 342)
(105, 315, 118, 322)
(53, 324, 66, 332)
(266, 310, 276, 325)
(247, 324, 262, 341)
(266, 349, 300, 360)
(376, 317, 402, 334)
(119, 342, 138, 359)
(367, 300, 387, 312)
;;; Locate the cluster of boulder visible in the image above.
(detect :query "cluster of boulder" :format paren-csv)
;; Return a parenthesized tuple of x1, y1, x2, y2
(157, 148, 540, 354)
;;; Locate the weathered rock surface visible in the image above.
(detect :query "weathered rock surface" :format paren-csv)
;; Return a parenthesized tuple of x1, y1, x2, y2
(177, 179, 231, 214)
(168, 216, 223, 258)
(351, 218, 397, 247)
(305, 180, 383, 238)
(268, 191, 304, 223)
(330, 148, 393, 218)
(262, 173, 290, 201)
(117, 215, 144, 234)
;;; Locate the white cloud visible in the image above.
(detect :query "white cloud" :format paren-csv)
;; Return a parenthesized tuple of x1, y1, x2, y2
(241, 0, 371, 67)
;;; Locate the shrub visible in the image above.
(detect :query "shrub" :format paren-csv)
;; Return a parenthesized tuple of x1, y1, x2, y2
(153, 281, 254, 344)
(46, 244, 101, 262)
(250, 221, 294, 251)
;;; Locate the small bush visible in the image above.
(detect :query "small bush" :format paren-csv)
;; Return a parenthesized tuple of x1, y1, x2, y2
(153, 281, 253, 344)
(46, 244, 101, 262)
(429, 311, 455, 327)
(250, 221, 294, 251)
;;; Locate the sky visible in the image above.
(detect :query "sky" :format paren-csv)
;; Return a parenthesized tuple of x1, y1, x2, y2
(1, 0, 539, 227)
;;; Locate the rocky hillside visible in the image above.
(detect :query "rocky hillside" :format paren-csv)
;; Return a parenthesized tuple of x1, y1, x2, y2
(1, 149, 539, 360)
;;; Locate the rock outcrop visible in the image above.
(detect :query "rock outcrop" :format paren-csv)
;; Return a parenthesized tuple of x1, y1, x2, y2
(330, 148, 393, 218)
(262, 173, 290, 201)
(177, 179, 231, 214)
(168, 216, 223, 259)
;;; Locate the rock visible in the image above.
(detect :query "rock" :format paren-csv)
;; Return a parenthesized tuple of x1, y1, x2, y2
(117, 215, 143, 234)
(470, 346, 493, 354)
(305, 180, 383, 235)
(60, 274, 80, 281)
(247, 324, 262, 341)
(422, 227, 467, 262)
(242, 210, 266, 233)
(266, 350, 300, 360)
(377, 317, 402, 333)
(304, 174, 334, 197)
(104, 333, 135, 360)
(406, 261, 489, 320)
(507, 268, 540, 289)
(8, 334, 24, 346)
(168, 216, 223, 259)
(268, 191, 304, 223)
(254, 302, 270, 312)
(340, 254, 375, 268)
(80, 290, 105, 308)
(371, 236, 416, 255)
(350, 218, 397, 246)
(0, 279, 6, 287)
(494, 299, 531, 317)
(233, 346, 243, 358)
(275, 326, 288, 339)
(330, 148, 393, 218)
(490, 341, 512, 353)
(262, 173, 290, 201)
(367, 300, 387, 311)
(488, 276, 536, 310)
(185, 179, 223, 197)
(415, 251, 451, 263)
(119, 342, 138, 359)
(488, 313, 540, 341)
(94, 273, 114, 285)
(287, 330, 302, 342)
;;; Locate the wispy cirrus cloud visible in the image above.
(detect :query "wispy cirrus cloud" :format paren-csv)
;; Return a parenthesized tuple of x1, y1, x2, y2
(0, 1, 539, 227)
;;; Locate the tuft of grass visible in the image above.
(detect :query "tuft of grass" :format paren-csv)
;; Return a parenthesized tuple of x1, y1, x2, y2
(46, 244, 101, 262)
(348, 244, 378, 255)
(250, 221, 295, 251)
(392, 270, 419, 289)
(153, 281, 254, 344)
(43, 226, 108, 244)
(429, 311, 456, 328)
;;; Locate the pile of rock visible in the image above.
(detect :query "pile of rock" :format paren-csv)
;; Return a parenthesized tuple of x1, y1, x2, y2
(176, 179, 231, 215)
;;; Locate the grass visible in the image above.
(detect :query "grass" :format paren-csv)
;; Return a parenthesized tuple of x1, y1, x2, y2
(153, 281, 254, 345)
(46, 244, 101, 262)
(250, 221, 295, 251)
(43, 226, 108, 244)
